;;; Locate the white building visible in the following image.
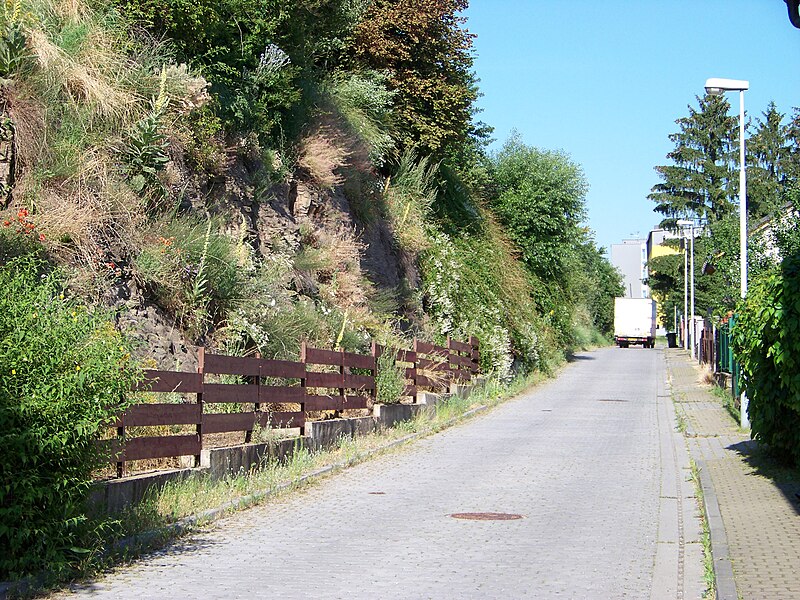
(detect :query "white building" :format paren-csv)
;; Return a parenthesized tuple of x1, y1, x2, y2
(611, 239, 648, 298)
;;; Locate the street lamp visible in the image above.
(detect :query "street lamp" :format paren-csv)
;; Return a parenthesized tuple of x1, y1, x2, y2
(677, 219, 694, 356)
(704, 77, 749, 428)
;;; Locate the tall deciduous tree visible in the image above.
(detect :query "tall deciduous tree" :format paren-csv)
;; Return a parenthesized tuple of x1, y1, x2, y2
(490, 133, 588, 283)
(349, 0, 479, 157)
(649, 94, 738, 228)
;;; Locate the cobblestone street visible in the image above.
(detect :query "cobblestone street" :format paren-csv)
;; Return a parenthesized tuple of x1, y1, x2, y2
(669, 350, 800, 599)
(55, 347, 704, 599)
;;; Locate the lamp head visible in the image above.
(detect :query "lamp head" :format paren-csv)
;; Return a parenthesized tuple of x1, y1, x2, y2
(705, 78, 749, 95)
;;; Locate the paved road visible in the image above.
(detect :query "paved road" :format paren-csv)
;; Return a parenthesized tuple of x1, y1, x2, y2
(59, 347, 704, 599)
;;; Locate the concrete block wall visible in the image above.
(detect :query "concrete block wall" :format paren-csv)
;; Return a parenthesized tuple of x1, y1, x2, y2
(92, 383, 476, 514)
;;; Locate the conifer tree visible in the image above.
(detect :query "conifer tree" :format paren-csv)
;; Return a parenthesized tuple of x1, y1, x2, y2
(748, 101, 792, 219)
(649, 94, 738, 228)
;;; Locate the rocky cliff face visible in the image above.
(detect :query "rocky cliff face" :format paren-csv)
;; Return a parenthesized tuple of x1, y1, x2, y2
(107, 118, 415, 370)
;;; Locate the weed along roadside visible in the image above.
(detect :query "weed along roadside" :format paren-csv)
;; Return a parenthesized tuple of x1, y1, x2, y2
(0, 372, 537, 599)
(0, 331, 543, 597)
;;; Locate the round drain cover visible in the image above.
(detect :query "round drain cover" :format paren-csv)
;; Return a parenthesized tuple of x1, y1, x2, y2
(450, 512, 524, 521)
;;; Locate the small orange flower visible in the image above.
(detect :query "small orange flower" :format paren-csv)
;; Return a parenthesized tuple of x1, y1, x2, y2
(39, 233, 46, 241)
(2, 220, 10, 227)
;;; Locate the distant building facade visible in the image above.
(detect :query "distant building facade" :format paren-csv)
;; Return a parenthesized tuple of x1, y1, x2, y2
(611, 239, 648, 298)
(646, 228, 680, 331)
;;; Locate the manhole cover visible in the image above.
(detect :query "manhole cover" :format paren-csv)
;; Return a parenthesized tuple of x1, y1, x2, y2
(449, 512, 524, 521)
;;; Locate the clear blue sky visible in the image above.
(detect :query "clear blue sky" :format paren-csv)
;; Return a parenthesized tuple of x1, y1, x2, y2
(465, 1, 800, 252)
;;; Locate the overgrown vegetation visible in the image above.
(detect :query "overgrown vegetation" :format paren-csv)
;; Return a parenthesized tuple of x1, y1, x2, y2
(0, 0, 625, 580)
(731, 255, 800, 465)
(0, 247, 140, 580)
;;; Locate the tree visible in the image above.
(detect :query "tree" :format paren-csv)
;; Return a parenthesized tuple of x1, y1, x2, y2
(570, 237, 624, 335)
(649, 94, 738, 228)
(748, 102, 793, 219)
(348, 0, 479, 158)
(489, 133, 588, 283)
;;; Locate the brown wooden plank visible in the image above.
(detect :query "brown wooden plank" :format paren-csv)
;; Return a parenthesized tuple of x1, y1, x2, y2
(396, 350, 417, 363)
(203, 383, 259, 404)
(450, 368, 472, 382)
(449, 355, 474, 368)
(303, 395, 369, 411)
(415, 374, 437, 388)
(402, 385, 417, 397)
(258, 385, 306, 403)
(122, 403, 201, 427)
(304, 394, 339, 411)
(404, 367, 417, 379)
(203, 412, 256, 434)
(344, 374, 375, 390)
(471, 349, 480, 360)
(304, 347, 342, 366)
(342, 395, 369, 408)
(306, 371, 344, 389)
(122, 435, 200, 461)
(417, 357, 444, 370)
(469, 335, 479, 347)
(414, 340, 438, 355)
(203, 353, 261, 376)
(134, 370, 203, 393)
(259, 359, 305, 379)
(255, 411, 305, 428)
(341, 351, 375, 370)
(448, 339, 472, 353)
(413, 339, 429, 354)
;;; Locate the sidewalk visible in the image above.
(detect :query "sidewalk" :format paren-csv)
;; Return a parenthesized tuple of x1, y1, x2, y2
(665, 349, 800, 599)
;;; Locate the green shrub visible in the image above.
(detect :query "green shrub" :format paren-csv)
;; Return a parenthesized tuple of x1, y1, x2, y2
(731, 256, 800, 464)
(324, 70, 395, 165)
(0, 255, 140, 579)
(0, 0, 28, 80)
(134, 216, 246, 335)
(375, 347, 404, 405)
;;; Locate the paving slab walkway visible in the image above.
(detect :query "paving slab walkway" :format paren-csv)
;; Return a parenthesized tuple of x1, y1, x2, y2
(666, 349, 800, 600)
(52, 347, 704, 599)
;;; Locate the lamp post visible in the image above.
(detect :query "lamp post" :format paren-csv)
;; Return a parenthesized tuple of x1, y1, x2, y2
(677, 219, 694, 354)
(705, 77, 749, 428)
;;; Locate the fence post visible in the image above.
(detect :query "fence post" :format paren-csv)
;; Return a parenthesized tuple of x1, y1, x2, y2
(245, 351, 261, 444)
(371, 341, 380, 406)
(195, 346, 204, 467)
(116, 413, 125, 478)
(469, 335, 480, 379)
(300, 342, 308, 432)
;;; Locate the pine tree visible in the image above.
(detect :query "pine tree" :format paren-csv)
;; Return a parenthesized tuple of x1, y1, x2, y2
(748, 101, 792, 219)
(649, 94, 738, 228)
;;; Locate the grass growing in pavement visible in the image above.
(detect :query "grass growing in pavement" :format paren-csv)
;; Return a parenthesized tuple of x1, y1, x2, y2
(689, 459, 716, 599)
(53, 370, 543, 591)
(710, 385, 740, 426)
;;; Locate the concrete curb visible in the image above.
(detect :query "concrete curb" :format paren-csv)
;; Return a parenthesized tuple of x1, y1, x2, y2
(695, 457, 738, 600)
(0, 404, 489, 600)
(108, 404, 490, 560)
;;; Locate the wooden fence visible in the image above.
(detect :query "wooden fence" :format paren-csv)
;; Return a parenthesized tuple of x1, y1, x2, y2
(110, 336, 480, 477)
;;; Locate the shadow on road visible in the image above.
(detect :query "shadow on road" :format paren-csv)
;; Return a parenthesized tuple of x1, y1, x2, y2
(566, 353, 596, 362)
(728, 439, 800, 517)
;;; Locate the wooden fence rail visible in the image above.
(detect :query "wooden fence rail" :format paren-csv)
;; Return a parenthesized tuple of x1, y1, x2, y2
(110, 337, 480, 477)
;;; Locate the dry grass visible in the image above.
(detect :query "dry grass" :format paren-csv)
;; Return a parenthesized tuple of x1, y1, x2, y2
(33, 149, 143, 265)
(298, 125, 349, 189)
(27, 27, 139, 124)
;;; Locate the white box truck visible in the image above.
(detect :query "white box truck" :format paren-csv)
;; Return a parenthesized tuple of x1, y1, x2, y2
(614, 297, 657, 348)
